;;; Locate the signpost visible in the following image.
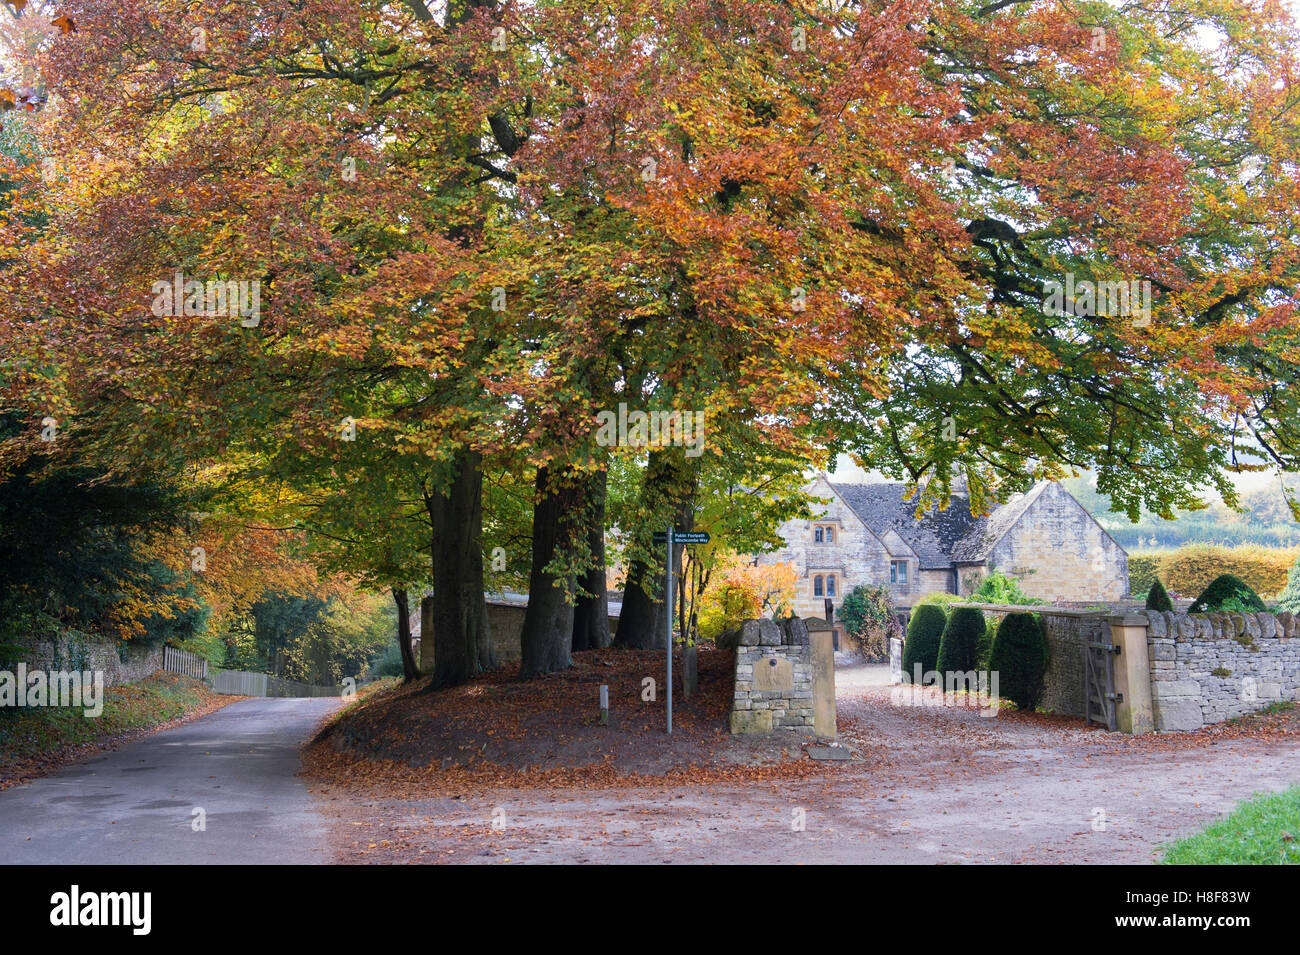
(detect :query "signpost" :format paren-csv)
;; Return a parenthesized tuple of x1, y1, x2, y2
(651, 529, 709, 734)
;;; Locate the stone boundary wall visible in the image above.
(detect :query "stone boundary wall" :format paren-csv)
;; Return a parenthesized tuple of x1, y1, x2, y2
(721, 618, 815, 734)
(4, 631, 161, 688)
(1147, 610, 1298, 732)
(935, 604, 1300, 731)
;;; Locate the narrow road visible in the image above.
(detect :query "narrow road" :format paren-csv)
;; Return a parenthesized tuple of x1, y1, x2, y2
(0, 697, 341, 864)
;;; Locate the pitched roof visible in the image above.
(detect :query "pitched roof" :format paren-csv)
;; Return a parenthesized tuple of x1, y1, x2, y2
(829, 482, 983, 570)
(829, 480, 1058, 569)
(948, 482, 1051, 563)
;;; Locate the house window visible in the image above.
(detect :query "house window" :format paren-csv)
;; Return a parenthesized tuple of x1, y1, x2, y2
(814, 527, 823, 543)
(813, 575, 824, 596)
(890, 560, 909, 586)
(814, 524, 835, 544)
(826, 576, 836, 597)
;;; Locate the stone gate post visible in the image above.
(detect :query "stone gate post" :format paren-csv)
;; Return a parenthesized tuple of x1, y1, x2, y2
(1107, 613, 1154, 734)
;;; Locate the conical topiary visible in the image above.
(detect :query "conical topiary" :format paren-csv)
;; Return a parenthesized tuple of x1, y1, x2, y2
(935, 607, 986, 685)
(1188, 574, 1267, 613)
(1145, 579, 1174, 612)
(901, 604, 946, 683)
(988, 612, 1048, 710)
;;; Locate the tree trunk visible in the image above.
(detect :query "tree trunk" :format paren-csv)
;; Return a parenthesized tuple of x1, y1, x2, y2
(422, 448, 496, 690)
(392, 587, 421, 682)
(571, 467, 611, 652)
(519, 466, 579, 678)
(615, 557, 669, 649)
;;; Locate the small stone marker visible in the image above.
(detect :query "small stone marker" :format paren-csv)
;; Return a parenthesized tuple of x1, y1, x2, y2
(806, 746, 851, 762)
(599, 684, 609, 725)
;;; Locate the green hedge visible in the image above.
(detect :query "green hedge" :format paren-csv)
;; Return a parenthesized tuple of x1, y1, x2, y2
(989, 612, 1048, 710)
(1128, 552, 1161, 595)
(902, 604, 946, 683)
(936, 607, 986, 681)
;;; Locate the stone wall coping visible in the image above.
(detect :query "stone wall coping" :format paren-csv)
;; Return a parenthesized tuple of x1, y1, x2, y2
(944, 602, 1125, 619)
(1106, 613, 1150, 626)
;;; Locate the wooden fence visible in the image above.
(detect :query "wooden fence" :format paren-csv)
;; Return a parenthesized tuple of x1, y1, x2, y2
(162, 645, 208, 680)
(209, 668, 343, 698)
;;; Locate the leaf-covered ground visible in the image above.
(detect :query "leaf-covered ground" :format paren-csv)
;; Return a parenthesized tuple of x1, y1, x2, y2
(304, 661, 1300, 863)
(303, 647, 834, 793)
(0, 671, 239, 791)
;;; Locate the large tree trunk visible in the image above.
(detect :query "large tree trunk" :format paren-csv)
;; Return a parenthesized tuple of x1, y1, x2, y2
(571, 467, 612, 652)
(392, 587, 421, 682)
(421, 448, 496, 690)
(614, 558, 669, 649)
(519, 466, 579, 678)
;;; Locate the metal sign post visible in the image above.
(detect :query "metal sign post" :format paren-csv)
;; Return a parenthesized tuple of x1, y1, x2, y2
(652, 529, 708, 736)
(666, 526, 673, 735)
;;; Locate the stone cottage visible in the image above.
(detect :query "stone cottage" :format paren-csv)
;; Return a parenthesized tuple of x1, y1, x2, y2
(758, 476, 1128, 616)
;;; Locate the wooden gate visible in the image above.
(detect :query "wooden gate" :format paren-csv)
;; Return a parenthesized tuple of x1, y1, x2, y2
(1085, 635, 1120, 731)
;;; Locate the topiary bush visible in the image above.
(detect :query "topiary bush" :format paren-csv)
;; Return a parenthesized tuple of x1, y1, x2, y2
(902, 604, 946, 683)
(935, 607, 986, 684)
(989, 612, 1048, 710)
(1188, 574, 1267, 613)
(1145, 579, 1174, 612)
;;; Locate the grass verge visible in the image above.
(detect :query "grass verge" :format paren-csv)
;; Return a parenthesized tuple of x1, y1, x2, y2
(1161, 786, 1300, 864)
(0, 670, 237, 790)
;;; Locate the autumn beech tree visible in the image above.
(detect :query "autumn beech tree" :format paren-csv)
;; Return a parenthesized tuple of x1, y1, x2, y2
(827, 1, 1300, 515)
(3, 0, 1300, 690)
(2, 0, 530, 686)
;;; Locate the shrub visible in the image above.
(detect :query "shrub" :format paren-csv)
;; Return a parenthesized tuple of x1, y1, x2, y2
(698, 555, 797, 642)
(366, 641, 406, 679)
(1277, 553, 1300, 614)
(1127, 552, 1161, 595)
(972, 571, 1046, 605)
(1188, 574, 1267, 613)
(1158, 545, 1297, 599)
(935, 607, 986, 683)
(915, 591, 964, 609)
(989, 612, 1048, 710)
(901, 604, 946, 683)
(1145, 579, 1174, 612)
(838, 585, 901, 662)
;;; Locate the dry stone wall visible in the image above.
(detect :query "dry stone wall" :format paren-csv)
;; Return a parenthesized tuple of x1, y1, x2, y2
(725, 617, 816, 734)
(5, 631, 161, 688)
(1147, 610, 1299, 732)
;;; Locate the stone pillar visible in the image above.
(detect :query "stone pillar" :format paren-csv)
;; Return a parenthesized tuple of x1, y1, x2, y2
(810, 626, 837, 738)
(1108, 613, 1154, 734)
